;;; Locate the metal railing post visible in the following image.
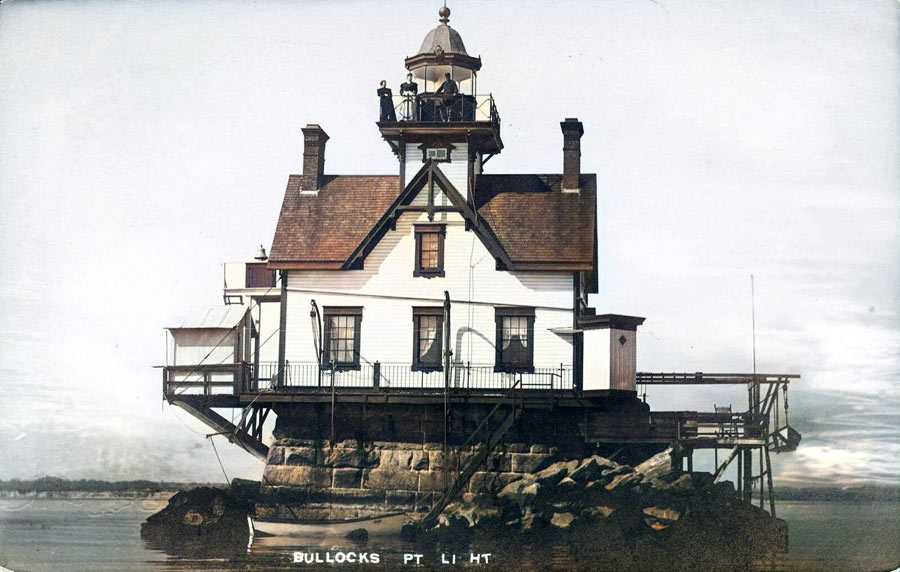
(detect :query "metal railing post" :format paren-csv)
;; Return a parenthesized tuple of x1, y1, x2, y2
(330, 360, 336, 441)
(373, 361, 381, 389)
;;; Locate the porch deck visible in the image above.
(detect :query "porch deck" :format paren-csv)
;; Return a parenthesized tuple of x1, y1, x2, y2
(161, 362, 797, 458)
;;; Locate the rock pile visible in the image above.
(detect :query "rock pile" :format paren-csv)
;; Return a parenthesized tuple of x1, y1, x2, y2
(140, 479, 258, 558)
(418, 448, 787, 571)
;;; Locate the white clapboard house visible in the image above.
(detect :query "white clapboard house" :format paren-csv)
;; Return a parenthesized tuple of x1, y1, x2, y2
(164, 5, 645, 415)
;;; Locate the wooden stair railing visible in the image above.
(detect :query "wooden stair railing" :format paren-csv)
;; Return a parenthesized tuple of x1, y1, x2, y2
(417, 378, 524, 529)
(169, 395, 270, 461)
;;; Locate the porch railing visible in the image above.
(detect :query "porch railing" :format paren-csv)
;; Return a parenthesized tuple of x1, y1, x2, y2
(163, 361, 572, 396)
(276, 361, 570, 392)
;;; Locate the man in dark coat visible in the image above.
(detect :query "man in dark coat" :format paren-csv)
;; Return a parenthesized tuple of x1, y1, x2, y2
(378, 80, 396, 122)
(435, 73, 458, 120)
(435, 73, 458, 96)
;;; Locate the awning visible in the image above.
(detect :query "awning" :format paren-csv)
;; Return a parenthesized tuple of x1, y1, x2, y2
(166, 306, 248, 330)
(549, 327, 582, 338)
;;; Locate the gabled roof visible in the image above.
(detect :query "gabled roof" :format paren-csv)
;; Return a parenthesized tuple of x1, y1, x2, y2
(341, 161, 512, 270)
(268, 167, 597, 274)
(268, 175, 399, 268)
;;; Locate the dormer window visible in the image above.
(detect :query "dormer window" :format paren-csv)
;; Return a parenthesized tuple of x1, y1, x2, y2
(414, 224, 445, 277)
(426, 148, 448, 161)
(419, 143, 454, 163)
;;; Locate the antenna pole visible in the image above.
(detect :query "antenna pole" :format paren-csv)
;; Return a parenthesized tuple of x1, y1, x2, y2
(750, 275, 758, 416)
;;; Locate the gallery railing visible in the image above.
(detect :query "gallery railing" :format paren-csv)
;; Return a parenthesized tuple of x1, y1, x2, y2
(381, 93, 499, 125)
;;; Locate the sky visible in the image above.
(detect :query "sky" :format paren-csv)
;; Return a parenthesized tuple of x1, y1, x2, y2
(0, 0, 897, 487)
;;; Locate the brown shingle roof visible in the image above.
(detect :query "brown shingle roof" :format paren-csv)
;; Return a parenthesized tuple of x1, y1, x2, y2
(269, 171, 596, 271)
(269, 175, 399, 266)
(475, 174, 596, 266)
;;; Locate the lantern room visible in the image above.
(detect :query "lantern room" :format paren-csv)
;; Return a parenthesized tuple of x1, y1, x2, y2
(405, 7, 481, 99)
(377, 5, 503, 165)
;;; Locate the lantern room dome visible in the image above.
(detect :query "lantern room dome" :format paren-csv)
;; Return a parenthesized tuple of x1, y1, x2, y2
(418, 21, 468, 56)
(405, 6, 481, 74)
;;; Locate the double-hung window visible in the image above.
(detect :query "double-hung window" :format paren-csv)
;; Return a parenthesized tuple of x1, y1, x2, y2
(414, 225, 445, 277)
(412, 307, 444, 371)
(494, 307, 535, 373)
(322, 307, 362, 370)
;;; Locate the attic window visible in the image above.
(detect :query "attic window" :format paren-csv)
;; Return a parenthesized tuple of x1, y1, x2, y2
(426, 148, 448, 161)
(414, 225, 445, 278)
(419, 143, 454, 163)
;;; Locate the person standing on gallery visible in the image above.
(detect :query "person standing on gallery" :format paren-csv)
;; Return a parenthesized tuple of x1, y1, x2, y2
(378, 80, 397, 122)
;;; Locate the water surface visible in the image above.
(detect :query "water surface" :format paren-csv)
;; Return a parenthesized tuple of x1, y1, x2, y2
(0, 499, 898, 571)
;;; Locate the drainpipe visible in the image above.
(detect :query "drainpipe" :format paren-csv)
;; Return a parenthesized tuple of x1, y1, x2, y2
(443, 291, 451, 452)
(277, 271, 288, 387)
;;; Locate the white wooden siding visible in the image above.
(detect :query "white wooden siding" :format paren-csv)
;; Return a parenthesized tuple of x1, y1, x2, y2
(283, 210, 574, 369)
(583, 329, 611, 391)
(405, 142, 468, 197)
(582, 328, 637, 392)
(171, 329, 236, 366)
(256, 301, 281, 364)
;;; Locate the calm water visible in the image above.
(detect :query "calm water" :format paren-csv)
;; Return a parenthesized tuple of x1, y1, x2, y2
(0, 499, 898, 572)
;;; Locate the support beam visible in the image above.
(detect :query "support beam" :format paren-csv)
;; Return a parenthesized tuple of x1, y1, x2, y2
(713, 446, 741, 482)
(765, 445, 777, 517)
(742, 448, 753, 503)
(171, 396, 269, 460)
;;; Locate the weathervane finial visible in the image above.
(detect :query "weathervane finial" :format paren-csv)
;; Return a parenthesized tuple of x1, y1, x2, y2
(439, 3, 450, 24)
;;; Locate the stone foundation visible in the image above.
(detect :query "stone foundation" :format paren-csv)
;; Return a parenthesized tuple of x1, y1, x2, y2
(257, 439, 559, 520)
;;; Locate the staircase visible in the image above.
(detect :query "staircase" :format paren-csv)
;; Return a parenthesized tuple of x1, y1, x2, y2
(417, 379, 525, 529)
(170, 395, 270, 460)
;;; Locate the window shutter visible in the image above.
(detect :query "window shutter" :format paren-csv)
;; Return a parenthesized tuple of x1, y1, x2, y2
(323, 319, 332, 366)
(527, 316, 535, 366)
(494, 313, 502, 371)
(352, 315, 362, 367)
(412, 315, 420, 367)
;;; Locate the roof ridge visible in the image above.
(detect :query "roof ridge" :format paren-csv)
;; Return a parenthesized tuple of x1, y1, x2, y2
(288, 174, 399, 178)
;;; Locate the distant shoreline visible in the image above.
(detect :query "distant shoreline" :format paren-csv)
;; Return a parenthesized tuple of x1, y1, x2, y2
(0, 490, 179, 500)
(0, 477, 219, 500)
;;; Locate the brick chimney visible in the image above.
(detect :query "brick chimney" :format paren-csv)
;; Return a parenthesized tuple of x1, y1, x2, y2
(300, 124, 329, 191)
(560, 118, 584, 192)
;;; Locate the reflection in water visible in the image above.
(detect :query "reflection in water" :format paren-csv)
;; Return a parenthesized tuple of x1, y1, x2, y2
(1, 498, 894, 572)
(143, 527, 584, 571)
(134, 502, 898, 572)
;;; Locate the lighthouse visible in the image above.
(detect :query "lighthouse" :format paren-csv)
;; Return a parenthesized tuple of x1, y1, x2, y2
(160, 4, 799, 525)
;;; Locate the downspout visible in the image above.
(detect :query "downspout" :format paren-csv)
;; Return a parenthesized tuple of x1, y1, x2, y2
(276, 271, 288, 388)
(443, 290, 451, 452)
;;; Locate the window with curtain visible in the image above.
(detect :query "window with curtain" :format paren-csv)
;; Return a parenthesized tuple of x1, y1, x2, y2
(495, 307, 535, 372)
(322, 307, 362, 370)
(412, 307, 444, 371)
